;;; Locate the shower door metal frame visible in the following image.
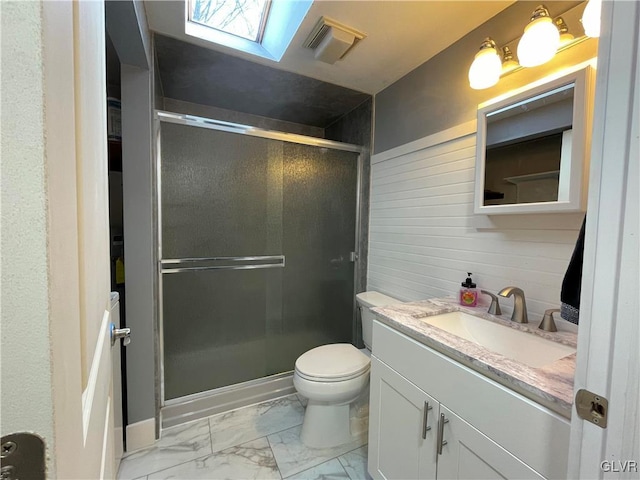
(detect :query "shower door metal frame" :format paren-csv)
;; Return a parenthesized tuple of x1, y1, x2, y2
(154, 110, 364, 415)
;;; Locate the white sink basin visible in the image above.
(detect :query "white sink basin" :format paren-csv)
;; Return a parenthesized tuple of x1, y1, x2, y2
(420, 311, 576, 368)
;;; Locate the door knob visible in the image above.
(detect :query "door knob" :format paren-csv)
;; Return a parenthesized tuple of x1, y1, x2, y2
(111, 323, 131, 347)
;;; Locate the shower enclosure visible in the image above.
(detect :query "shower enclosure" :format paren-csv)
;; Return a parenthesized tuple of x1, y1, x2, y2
(156, 112, 362, 409)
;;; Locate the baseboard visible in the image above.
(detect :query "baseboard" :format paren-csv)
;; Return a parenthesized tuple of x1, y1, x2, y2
(125, 418, 156, 453)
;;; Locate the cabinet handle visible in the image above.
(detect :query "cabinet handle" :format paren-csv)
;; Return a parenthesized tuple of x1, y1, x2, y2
(437, 413, 449, 455)
(421, 401, 433, 439)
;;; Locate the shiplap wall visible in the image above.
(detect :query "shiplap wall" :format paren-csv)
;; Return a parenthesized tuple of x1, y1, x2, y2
(368, 124, 584, 323)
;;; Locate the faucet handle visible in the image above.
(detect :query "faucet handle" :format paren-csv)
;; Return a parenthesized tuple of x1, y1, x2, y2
(539, 308, 560, 332)
(480, 290, 502, 315)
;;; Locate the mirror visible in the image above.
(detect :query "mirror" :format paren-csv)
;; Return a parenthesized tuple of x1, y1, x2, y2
(474, 65, 594, 215)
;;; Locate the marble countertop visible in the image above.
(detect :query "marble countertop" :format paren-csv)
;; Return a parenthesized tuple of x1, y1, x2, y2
(372, 297, 576, 418)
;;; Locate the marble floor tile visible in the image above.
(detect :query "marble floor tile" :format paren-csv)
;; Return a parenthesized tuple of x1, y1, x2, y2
(338, 446, 371, 480)
(148, 438, 280, 480)
(118, 419, 212, 480)
(268, 424, 367, 478)
(285, 458, 349, 480)
(209, 394, 305, 453)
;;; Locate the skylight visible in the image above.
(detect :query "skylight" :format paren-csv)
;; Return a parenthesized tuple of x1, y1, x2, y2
(189, 0, 271, 42)
(185, 0, 313, 62)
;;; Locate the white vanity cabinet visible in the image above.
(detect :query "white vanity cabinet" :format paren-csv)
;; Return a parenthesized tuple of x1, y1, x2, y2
(368, 320, 570, 480)
(368, 357, 438, 480)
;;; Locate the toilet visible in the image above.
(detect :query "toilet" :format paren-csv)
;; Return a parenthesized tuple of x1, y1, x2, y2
(294, 291, 401, 448)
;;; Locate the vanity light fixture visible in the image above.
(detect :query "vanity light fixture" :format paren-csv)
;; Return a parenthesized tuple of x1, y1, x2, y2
(468, 38, 502, 90)
(555, 17, 574, 46)
(501, 46, 519, 74)
(467, 2, 595, 90)
(517, 5, 560, 68)
(581, 0, 601, 38)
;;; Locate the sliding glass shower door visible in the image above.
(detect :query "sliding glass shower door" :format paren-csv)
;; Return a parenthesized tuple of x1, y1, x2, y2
(159, 118, 359, 401)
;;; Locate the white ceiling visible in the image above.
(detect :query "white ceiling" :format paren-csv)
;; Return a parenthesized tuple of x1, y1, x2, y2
(144, 1, 514, 94)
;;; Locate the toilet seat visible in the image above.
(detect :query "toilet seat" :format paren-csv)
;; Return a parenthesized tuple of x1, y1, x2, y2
(295, 344, 370, 383)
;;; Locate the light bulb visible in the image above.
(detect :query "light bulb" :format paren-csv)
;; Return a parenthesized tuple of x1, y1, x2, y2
(582, 0, 601, 38)
(517, 6, 560, 68)
(468, 38, 501, 90)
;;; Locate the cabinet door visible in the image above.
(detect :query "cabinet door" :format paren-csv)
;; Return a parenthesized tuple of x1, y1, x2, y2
(436, 405, 544, 480)
(368, 357, 438, 480)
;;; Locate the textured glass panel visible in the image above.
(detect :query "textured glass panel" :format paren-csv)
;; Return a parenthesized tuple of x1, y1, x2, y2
(160, 122, 359, 399)
(160, 123, 283, 259)
(268, 143, 359, 374)
(163, 267, 282, 400)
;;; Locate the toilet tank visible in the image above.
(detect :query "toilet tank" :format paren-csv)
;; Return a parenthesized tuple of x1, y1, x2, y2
(356, 291, 402, 350)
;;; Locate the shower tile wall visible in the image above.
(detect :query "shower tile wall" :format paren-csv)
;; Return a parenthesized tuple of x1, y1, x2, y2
(160, 97, 374, 321)
(157, 96, 374, 353)
(154, 34, 370, 128)
(159, 122, 360, 398)
(151, 33, 164, 110)
(326, 98, 374, 346)
(162, 97, 325, 138)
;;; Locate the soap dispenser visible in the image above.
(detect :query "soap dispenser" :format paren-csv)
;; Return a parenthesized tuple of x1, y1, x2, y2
(460, 272, 478, 307)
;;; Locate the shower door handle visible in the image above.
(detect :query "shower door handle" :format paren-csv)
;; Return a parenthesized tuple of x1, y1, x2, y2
(161, 255, 285, 274)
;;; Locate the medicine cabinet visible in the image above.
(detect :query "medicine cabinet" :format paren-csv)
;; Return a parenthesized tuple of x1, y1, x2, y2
(474, 65, 595, 215)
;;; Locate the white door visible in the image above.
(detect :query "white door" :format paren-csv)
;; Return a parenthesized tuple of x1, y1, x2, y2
(568, 2, 640, 478)
(368, 357, 438, 480)
(41, 0, 122, 477)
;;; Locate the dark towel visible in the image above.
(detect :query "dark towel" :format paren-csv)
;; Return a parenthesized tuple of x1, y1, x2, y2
(561, 216, 586, 324)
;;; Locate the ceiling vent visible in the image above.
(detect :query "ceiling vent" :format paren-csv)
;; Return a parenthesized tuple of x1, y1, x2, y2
(303, 17, 366, 64)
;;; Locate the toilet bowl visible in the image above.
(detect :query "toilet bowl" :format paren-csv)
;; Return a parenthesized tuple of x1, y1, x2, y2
(294, 291, 401, 448)
(294, 344, 370, 448)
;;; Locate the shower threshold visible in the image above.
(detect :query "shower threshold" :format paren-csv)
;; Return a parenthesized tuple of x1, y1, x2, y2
(161, 371, 295, 429)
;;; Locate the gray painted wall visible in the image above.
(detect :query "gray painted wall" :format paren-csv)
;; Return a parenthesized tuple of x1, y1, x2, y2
(121, 64, 157, 425)
(106, 0, 150, 69)
(374, 1, 595, 154)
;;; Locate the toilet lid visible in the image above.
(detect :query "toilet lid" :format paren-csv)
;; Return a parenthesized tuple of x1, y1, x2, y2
(295, 344, 370, 381)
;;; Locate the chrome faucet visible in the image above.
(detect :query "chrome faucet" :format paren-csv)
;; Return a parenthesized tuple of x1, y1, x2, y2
(498, 286, 528, 323)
